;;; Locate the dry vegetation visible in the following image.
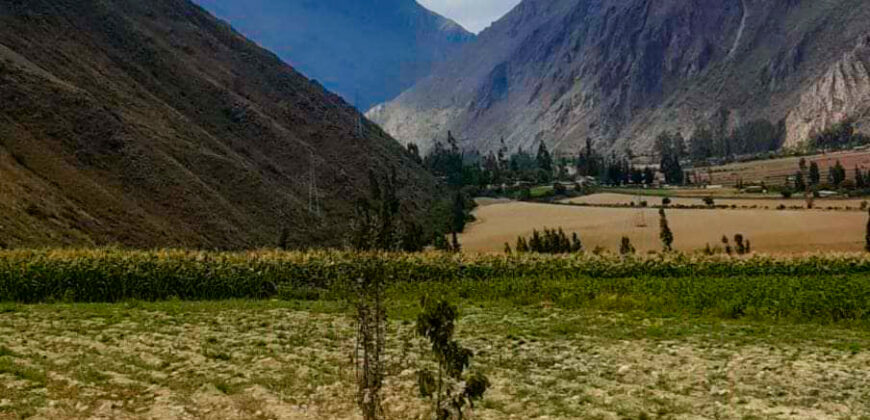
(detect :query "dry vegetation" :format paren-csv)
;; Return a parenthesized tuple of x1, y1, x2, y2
(461, 201, 867, 254)
(1, 301, 869, 420)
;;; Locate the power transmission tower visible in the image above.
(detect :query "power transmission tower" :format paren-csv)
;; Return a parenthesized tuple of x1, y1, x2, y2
(308, 151, 321, 218)
(354, 92, 364, 139)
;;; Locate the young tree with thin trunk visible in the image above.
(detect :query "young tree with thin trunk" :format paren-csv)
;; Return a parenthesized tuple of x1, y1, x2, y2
(659, 208, 673, 252)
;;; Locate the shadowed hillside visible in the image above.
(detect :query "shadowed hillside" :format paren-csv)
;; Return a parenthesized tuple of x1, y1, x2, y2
(0, 0, 440, 249)
(195, 0, 475, 110)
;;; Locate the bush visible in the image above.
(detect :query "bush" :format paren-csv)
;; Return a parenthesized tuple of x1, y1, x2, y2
(702, 197, 715, 206)
(780, 188, 793, 199)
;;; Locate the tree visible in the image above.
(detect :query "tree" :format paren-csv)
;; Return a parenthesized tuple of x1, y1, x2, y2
(354, 262, 388, 420)
(655, 131, 685, 185)
(659, 208, 674, 252)
(620, 236, 636, 255)
(794, 171, 806, 192)
(809, 162, 821, 186)
(856, 167, 866, 189)
(416, 297, 489, 420)
(450, 192, 465, 253)
(831, 160, 846, 187)
(866, 209, 870, 253)
(734, 234, 746, 255)
(536, 141, 553, 176)
(643, 167, 656, 185)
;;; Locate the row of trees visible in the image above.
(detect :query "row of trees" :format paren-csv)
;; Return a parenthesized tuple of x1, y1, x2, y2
(409, 133, 562, 188)
(808, 119, 870, 151)
(688, 119, 785, 162)
(791, 158, 870, 192)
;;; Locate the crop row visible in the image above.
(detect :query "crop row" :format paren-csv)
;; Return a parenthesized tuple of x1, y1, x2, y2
(1, 249, 870, 321)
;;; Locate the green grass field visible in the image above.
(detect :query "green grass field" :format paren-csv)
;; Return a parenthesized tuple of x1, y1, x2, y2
(2, 250, 870, 419)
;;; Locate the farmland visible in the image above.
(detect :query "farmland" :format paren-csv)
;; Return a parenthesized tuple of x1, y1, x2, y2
(689, 149, 870, 187)
(2, 300, 869, 419)
(2, 250, 870, 419)
(564, 192, 869, 211)
(460, 200, 868, 254)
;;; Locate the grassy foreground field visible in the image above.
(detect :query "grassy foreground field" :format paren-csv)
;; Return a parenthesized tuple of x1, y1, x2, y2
(2, 250, 870, 419)
(2, 300, 869, 419)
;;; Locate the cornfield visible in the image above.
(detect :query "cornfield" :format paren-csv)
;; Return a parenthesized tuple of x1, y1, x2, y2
(0, 249, 869, 322)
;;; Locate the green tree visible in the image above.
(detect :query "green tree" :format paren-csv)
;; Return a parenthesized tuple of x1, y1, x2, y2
(659, 208, 674, 252)
(655, 131, 685, 185)
(831, 160, 846, 187)
(809, 162, 821, 186)
(856, 167, 866, 189)
(866, 209, 870, 253)
(536, 141, 553, 175)
(416, 298, 490, 420)
(620, 236, 635, 255)
(794, 171, 806, 192)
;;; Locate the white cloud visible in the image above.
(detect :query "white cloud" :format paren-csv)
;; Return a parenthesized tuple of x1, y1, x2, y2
(417, 0, 521, 33)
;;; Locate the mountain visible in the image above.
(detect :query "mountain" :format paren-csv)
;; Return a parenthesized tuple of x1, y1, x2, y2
(0, 0, 440, 249)
(368, 0, 870, 155)
(194, 0, 475, 111)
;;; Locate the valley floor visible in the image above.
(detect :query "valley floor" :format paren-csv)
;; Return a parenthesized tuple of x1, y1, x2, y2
(461, 200, 866, 254)
(1, 301, 869, 419)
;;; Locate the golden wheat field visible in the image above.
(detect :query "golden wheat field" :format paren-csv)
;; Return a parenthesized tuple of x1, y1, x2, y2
(460, 201, 867, 254)
(563, 193, 870, 210)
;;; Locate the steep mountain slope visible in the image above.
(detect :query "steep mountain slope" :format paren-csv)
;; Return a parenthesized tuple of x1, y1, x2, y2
(369, 0, 870, 154)
(195, 0, 475, 110)
(0, 0, 439, 249)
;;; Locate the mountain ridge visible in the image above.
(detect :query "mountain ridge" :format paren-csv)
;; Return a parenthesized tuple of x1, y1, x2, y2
(369, 0, 870, 155)
(194, 0, 475, 110)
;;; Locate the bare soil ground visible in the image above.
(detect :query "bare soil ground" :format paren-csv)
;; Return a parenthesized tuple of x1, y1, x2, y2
(461, 201, 867, 254)
(563, 193, 869, 210)
(1, 301, 868, 419)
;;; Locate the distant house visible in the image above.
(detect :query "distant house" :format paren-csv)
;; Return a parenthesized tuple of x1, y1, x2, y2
(818, 190, 838, 198)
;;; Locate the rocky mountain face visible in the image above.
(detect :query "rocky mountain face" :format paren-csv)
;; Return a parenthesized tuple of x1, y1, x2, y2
(0, 0, 439, 249)
(195, 0, 475, 111)
(368, 0, 870, 155)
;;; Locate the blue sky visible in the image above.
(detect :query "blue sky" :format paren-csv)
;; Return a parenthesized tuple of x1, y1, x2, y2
(417, 0, 521, 33)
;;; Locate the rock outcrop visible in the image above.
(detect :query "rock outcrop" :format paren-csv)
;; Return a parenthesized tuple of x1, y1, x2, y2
(370, 0, 870, 155)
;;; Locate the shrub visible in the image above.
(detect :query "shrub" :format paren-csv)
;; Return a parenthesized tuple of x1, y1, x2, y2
(620, 237, 636, 255)
(702, 197, 715, 207)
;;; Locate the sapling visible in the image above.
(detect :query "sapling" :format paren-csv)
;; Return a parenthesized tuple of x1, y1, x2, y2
(416, 297, 489, 420)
